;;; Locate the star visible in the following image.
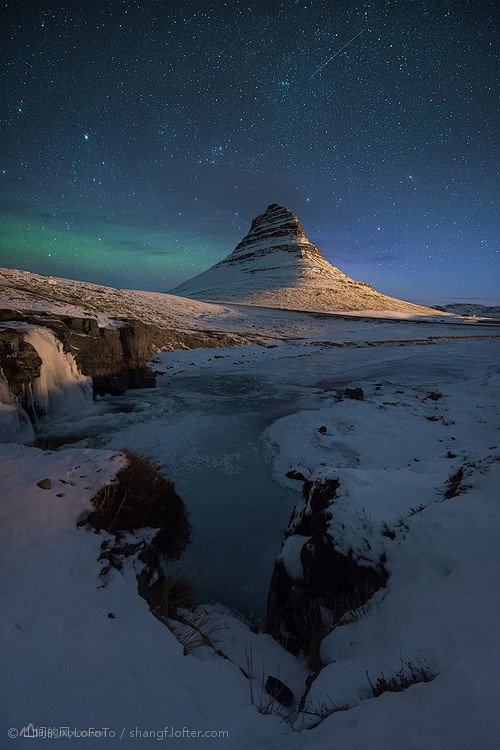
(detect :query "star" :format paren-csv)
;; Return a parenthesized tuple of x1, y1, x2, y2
(0, 1, 496, 302)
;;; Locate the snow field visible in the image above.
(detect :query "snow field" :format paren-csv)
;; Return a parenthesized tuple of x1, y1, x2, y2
(1, 304, 499, 748)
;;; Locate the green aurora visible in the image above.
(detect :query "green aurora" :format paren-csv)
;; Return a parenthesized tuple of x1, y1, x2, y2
(0, 210, 225, 291)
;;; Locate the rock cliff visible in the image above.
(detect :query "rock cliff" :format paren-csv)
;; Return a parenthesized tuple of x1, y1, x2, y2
(0, 310, 156, 397)
(0, 328, 42, 398)
(265, 477, 387, 669)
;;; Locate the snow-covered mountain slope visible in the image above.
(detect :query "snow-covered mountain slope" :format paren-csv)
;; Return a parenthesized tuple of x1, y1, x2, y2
(0, 264, 476, 348)
(0, 267, 232, 333)
(170, 204, 439, 315)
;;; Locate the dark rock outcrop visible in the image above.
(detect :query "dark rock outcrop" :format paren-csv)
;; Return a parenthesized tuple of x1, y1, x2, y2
(265, 676, 294, 708)
(344, 387, 364, 400)
(265, 478, 387, 669)
(0, 309, 247, 399)
(0, 328, 42, 397)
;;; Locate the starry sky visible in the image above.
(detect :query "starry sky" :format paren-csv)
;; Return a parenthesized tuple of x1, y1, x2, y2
(1, 0, 498, 304)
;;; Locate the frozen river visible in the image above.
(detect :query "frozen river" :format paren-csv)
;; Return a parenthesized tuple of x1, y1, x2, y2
(33, 334, 499, 620)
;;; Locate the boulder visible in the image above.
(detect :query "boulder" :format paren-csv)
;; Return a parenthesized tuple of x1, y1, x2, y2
(265, 676, 294, 707)
(344, 387, 364, 400)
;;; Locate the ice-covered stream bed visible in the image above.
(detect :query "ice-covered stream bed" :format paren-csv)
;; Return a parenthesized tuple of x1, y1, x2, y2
(31, 346, 311, 619)
(26, 335, 499, 621)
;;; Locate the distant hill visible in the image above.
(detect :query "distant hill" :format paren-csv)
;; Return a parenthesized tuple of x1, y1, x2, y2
(433, 304, 500, 319)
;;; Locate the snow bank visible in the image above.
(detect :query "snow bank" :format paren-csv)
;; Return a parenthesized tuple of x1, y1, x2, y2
(266, 369, 499, 565)
(0, 444, 287, 748)
(261, 355, 500, 748)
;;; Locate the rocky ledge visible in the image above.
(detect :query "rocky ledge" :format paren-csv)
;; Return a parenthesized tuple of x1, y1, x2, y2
(0, 309, 244, 399)
(0, 310, 156, 397)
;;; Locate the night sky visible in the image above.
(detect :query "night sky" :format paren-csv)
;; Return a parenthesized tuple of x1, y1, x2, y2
(1, 0, 498, 304)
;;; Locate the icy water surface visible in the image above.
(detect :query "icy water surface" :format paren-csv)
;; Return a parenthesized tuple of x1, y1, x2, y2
(36, 357, 308, 620)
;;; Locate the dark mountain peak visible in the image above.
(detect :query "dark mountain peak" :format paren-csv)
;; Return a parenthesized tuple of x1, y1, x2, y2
(245, 203, 305, 241)
(228, 203, 324, 263)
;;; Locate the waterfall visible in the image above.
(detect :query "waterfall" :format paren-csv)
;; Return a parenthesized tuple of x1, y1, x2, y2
(0, 324, 93, 441)
(0, 369, 35, 442)
(22, 326, 93, 418)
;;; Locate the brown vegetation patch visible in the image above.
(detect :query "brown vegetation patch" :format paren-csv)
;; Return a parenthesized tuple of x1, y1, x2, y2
(87, 451, 190, 559)
(367, 658, 435, 697)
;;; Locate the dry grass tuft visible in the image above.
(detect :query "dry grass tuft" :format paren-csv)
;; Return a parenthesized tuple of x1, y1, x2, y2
(366, 657, 435, 698)
(89, 450, 190, 559)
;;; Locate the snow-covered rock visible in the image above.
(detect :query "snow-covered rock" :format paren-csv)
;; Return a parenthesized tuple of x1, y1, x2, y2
(265, 476, 387, 669)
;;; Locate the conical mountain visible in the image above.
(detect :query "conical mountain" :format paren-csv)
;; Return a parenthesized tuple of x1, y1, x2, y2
(170, 204, 436, 314)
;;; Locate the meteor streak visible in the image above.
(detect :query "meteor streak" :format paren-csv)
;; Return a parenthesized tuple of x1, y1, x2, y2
(309, 29, 364, 79)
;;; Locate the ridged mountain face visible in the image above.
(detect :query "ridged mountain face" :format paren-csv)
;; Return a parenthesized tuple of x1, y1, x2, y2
(170, 204, 437, 314)
(228, 203, 324, 263)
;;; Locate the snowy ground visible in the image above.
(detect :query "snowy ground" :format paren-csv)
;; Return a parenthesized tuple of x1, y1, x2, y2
(1, 304, 499, 748)
(1, 266, 498, 343)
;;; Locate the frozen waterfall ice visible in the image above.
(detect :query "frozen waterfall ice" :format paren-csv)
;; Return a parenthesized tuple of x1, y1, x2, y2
(0, 323, 93, 442)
